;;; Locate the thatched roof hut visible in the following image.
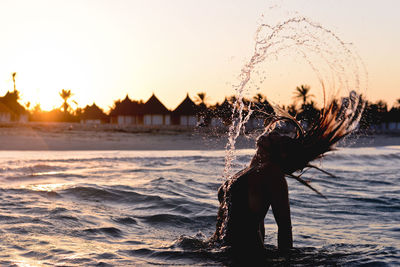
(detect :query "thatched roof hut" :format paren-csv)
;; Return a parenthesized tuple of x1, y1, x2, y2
(109, 95, 144, 116)
(81, 103, 108, 122)
(0, 91, 28, 122)
(0, 102, 10, 113)
(143, 94, 169, 114)
(172, 94, 198, 116)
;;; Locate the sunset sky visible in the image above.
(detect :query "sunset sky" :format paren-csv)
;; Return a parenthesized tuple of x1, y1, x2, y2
(0, 0, 399, 111)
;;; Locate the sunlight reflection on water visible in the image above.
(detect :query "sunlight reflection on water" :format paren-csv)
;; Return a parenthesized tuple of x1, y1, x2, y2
(0, 146, 399, 266)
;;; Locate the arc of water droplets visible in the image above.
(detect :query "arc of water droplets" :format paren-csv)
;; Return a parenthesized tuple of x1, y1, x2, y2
(223, 17, 368, 179)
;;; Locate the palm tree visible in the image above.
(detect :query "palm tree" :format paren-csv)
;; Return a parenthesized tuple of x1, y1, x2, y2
(59, 89, 73, 114)
(286, 104, 297, 116)
(228, 95, 237, 103)
(252, 93, 274, 115)
(6, 72, 20, 101)
(253, 93, 265, 103)
(12, 72, 17, 91)
(293, 85, 314, 107)
(194, 92, 208, 107)
(376, 100, 388, 113)
(194, 92, 211, 126)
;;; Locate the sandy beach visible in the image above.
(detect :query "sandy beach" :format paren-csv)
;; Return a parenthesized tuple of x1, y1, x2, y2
(0, 122, 399, 150)
(0, 123, 253, 150)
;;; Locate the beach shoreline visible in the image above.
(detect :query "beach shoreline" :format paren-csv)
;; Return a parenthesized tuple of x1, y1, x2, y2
(0, 122, 399, 150)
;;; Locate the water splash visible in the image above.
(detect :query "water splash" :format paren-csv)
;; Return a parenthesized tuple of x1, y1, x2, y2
(223, 16, 368, 178)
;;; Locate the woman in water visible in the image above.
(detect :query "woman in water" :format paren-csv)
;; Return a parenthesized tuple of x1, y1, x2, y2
(210, 93, 364, 261)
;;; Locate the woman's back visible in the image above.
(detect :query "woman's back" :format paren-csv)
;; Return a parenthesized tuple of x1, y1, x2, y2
(212, 167, 267, 253)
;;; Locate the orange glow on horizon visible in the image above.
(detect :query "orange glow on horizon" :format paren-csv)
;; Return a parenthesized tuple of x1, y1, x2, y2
(0, 0, 398, 111)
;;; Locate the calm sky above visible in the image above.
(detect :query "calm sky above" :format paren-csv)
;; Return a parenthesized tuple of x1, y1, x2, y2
(0, 0, 398, 111)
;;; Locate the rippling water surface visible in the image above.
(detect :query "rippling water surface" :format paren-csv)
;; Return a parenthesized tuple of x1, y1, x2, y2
(0, 147, 399, 266)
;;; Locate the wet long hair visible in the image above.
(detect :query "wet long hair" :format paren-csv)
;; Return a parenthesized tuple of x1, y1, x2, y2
(258, 91, 365, 196)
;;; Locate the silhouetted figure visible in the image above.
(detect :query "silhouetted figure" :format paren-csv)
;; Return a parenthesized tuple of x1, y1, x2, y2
(211, 133, 295, 261)
(210, 93, 364, 263)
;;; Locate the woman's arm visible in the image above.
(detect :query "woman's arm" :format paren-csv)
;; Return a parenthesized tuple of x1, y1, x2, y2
(270, 175, 293, 252)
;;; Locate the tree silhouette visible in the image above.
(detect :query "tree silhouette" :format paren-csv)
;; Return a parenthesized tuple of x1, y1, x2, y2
(253, 93, 265, 103)
(293, 85, 314, 108)
(33, 104, 42, 113)
(59, 89, 73, 114)
(194, 92, 208, 107)
(194, 92, 211, 126)
(394, 98, 400, 109)
(252, 93, 274, 116)
(286, 104, 297, 117)
(361, 100, 388, 127)
(228, 95, 237, 104)
(2, 73, 21, 112)
(6, 72, 20, 101)
(12, 72, 17, 92)
(298, 100, 319, 123)
(375, 100, 388, 113)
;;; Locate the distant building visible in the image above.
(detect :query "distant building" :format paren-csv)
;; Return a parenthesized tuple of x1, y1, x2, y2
(109, 94, 171, 126)
(109, 95, 144, 125)
(388, 122, 400, 131)
(80, 103, 108, 124)
(143, 94, 171, 125)
(386, 108, 400, 132)
(0, 102, 11, 122)
(172, 94, 198, 126)
(371, 122, 400, 133)
(0, 91, 28, 123)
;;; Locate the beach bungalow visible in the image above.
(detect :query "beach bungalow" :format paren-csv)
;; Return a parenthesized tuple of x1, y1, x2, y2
(172, 94, 198, 126)
(0, 102, 11, 122)
(109, 95, 144, 125)
(0, 91, 28, 123)
(386, 108, 400, 132)
(388, 122, 400, 131)
(80, 103, 109, 124)
(143, 94, 171, 125)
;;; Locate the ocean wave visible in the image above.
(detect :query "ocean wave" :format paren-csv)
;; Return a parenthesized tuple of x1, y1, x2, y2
(0, 214, 19, 222)
(147, 177, 215, 201)
(325, 150, 400, 162)
(0, 148, 399, 266)
(18, 155, 223, 165)
(111, 216, 138, 225)
(50, 214, 80, 223)
(0, 163, 66, 174)
(138, 213, 215, 228)
(121, 247, 224, 266)
(20, 250, 49, 260)
(82, 227, 124, 238)
(122, 242, 396, 266)
(61, 186, 163, 203)
(1, 188, 61, 198)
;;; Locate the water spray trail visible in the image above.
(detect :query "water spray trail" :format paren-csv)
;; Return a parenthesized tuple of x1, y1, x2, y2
(223, 70, 254, 178)
(223, 16, 368, 179)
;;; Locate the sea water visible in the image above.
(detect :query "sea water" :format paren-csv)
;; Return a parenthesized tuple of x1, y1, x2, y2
(0, 145, 399, 266)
